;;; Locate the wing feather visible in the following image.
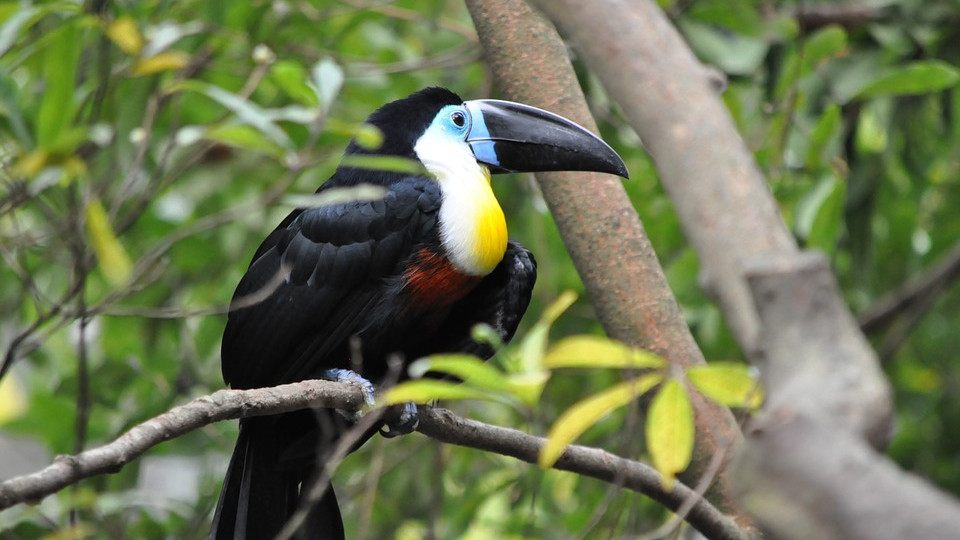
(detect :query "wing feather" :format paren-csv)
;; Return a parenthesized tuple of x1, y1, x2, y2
(221, 179, 441, 389)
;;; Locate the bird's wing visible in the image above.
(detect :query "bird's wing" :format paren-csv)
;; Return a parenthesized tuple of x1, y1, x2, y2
(221, 178, 441, 389)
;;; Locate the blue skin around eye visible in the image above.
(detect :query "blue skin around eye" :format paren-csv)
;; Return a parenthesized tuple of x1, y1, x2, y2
(463, 106, 500, 167)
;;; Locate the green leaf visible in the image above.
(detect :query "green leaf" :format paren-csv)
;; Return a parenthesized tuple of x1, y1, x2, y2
(271, 60, 319, 106)
(677, 18, 768, 75)
(338, 154, 427, 176)
(380, 379, 493, 405)
(854, 99, 889, 153)
(687, 362, 762, 409)
(807, 175, 846, 254)
(181, 81, 294, 149)
(407, 354, 506, 391)
(405, 354, 547, 406)
(311, 57, 344, 114)
(517, 291, 577, 373)
(354, 124, 384, 150)
(646, 378, 694, 488)
(543, 335, 666, 370)
(856, 60, 960, 99)
(795, 174, 846, 253)
(539, 373, 662, 468)
(805, 103, 841, 170)
(471, 323, 504, 350)
(37, 19, 81, 148)
(0, 6, 40, 58)
(502, 370, 549, 407)
(205, 123, 286, 158)
(280, 184, 387, 208)
(686, 0, 764, 37)
(85, 199, 133, 287)
(804, 25, 847, 66)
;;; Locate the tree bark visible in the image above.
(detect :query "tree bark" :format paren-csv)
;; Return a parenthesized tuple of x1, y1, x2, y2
(465, 0, 744, 518)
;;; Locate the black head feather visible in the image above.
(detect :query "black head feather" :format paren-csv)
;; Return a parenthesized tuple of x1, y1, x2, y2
(345, 87, 463, 159)
(323, 87, 463, 188)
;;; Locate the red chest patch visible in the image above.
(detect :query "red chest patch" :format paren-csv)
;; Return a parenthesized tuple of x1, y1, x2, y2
(402, 248, 482, 310)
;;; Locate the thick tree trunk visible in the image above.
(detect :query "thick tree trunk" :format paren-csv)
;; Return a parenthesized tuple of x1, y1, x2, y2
(465, 0, 745, 519)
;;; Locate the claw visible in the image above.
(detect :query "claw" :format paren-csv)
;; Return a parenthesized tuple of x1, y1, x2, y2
(320, 369, 418, 436)
(321, 368, 376, 411)
(380, 402, 419, 438)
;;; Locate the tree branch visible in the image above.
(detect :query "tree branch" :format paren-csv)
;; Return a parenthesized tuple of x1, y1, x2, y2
(521, 1, 960, 538)
(859, 241, 960, 333)
(788, 4, 884, 32)
(0, 380, 366, 510)
(0, 380, 747, 540)
(738, 253, 960, 539)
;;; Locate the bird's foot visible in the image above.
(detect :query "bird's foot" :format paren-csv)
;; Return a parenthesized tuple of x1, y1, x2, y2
(320, 369, 418, 436)
(321, 368, 376, 421)
(380, 402, 419, 438)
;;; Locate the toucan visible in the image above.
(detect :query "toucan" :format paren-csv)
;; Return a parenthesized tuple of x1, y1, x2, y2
(209, 87, 628, 539)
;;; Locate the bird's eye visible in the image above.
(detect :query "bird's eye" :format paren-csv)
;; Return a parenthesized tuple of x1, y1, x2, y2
(450, 110, 466, 128)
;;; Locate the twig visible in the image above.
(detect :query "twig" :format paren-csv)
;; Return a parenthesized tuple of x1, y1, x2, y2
(789, 4, 884, 32)
(0, 380, 747, 540)
(858, 241, 960, 335)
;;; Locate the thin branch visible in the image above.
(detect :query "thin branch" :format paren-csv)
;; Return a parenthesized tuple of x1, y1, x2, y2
(858, 240, 960, 335)
(0, 380, 747, 540)
(788, 4, 884, 32)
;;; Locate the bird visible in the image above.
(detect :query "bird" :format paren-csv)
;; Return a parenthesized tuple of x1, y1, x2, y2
(209, 87, 628, 539)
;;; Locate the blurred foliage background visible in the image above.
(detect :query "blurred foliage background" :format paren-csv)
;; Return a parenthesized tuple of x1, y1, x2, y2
(1, 0, 959, 538)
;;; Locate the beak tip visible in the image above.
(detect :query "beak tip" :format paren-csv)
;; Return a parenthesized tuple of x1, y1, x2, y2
(614, 161, 630, 179)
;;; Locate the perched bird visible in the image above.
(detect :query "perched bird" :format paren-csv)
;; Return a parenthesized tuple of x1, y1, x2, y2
(210, 87, 627, 539)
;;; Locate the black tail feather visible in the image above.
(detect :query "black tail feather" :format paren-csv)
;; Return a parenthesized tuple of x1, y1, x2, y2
(209, 415, 346, 540)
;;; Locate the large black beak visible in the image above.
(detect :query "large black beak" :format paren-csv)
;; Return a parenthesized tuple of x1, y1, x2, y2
(464, 99, 629, 178)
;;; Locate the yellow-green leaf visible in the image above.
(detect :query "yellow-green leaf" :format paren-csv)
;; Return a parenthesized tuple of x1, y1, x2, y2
(646, 378, 694, 488)
(687, 362, 763, 409)
(518, 291, 577, 372)
(407, 354, 505, 391)
(15, 150, 50, 177)
(132, 51, 190, 76)
(503, 371, 549, 407)
(105, 16, 143, 55)
(543, 335, 666, 370)
(85, 199, 132, 286)
(34, 523, 93, 540)
(541, 290, 577, 323)
(0, 375, 27, 425)
(539, 373, 662, 468)
(380, 379, 492, 406)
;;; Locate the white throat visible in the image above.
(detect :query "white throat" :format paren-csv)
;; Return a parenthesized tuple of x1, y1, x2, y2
(414, 132, 507, 276)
